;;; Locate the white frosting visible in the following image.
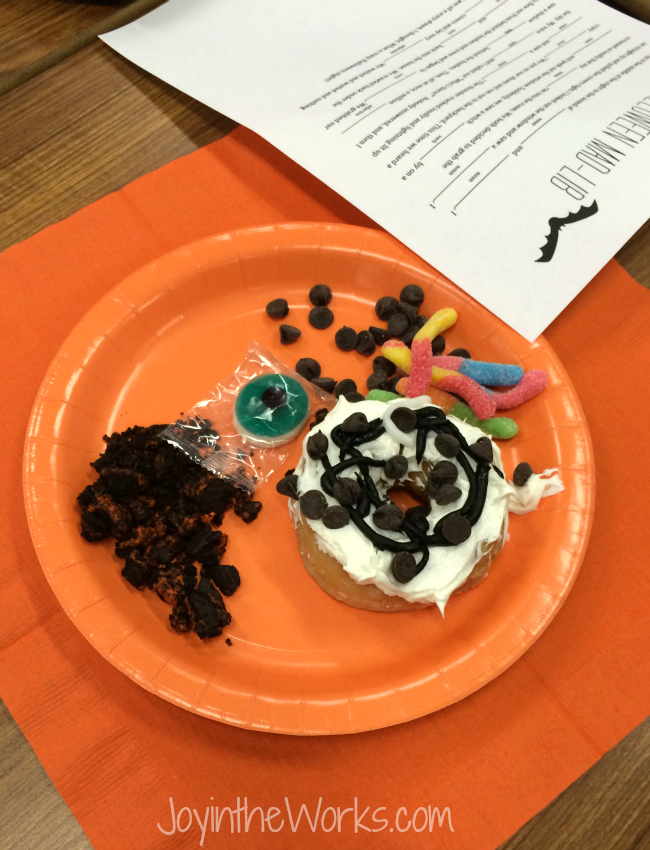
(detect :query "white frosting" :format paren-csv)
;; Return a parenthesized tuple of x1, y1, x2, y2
(293, 396, 562, 613)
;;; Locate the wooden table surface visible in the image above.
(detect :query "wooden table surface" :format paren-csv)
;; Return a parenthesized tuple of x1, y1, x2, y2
(1, 2, 650, 848)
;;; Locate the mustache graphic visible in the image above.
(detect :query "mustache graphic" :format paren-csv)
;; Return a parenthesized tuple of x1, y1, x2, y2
(536, 200, 599, 263)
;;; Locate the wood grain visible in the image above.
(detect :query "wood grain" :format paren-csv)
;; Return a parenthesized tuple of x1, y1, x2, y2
(0, 22, 650, 850)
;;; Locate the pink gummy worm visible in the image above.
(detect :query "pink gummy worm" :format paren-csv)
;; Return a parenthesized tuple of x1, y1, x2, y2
(431, 356, 464, 370)
(437, 374, 497, 420)
(406, 339, 434, 398)
(491, 369, 548, 410)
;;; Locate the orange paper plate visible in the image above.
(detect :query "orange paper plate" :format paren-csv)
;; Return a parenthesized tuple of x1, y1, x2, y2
(23, 223, 594, 735)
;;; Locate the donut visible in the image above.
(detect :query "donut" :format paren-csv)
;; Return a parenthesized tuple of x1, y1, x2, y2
(283, 396, 559, 613)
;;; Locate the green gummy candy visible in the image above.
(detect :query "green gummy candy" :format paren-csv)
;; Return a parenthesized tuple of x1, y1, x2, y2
(449, 402, 519, 439)
(365, 390, 401, 402)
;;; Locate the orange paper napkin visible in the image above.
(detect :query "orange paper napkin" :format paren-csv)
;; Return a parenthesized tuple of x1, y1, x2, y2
(1, 127, 650, 850)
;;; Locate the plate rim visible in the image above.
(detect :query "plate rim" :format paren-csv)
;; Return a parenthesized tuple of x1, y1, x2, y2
(22, 221, 595, 735)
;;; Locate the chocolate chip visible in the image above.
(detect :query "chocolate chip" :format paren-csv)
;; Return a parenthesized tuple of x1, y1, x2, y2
(414, 315, 428, 330)
(266, 298, 289, 319)
(435, 484, 462, 506)
(322, 505, 350, 529)
(400, 324, 419, 347)
(375, 296, 400, 321)
(470, 436, 493, 464)
(385, 376, 402, 393)
(373, 355, 396, 377)
(366, 370, 388, 391)
(369, 326, 392, 345)
(390, 406, 417, 433)
(309, 284, 332, 306)
(400, 284, 425, 308)
(404, 504, 431, 523)
(276, 473, 299, 499)
(441, 513, 471, 544)
(399, 302, 418, 323)
(333, 477, 361, 506)
(335, 326, 358, 351)
(450, 348, 471, 358)
(334, 378, 357, 397)
(391, 552, 418, 583)
(295, 357, 321, 381)
(435, 433, 461, 458)
(279, 324, 301, 345)
(309, 306, 334, 329)
(431, 335, 446, 355)
(261, 386, 287, 409)
(384, 455, 408, 479)
(373, 503, 404, 530)
(426, 461, 458, 497)
(356, 330, 376, 357)
(307, 432, 328, 460)
(300, 490, 327, 520)
(341, 412, 369, 433)
(387, 312, 409, 337)
(312, 376, 336, 394)
(345, 392, 365, 403)
(314, 408, 329, 424)
(513, 461, 534, 487)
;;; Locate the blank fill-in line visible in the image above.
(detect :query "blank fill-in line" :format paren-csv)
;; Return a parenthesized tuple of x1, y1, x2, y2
(432, 146, 491, 203)
(571, 30, 612, 57)
(465, 0, 488, 13)
(487, 19, 526, 48)
(440, 21, 476, 46)
(367, 71, 417, 99)
(341, 102, 387, 133)
(519, 108, 566, 146)
(482, 50, 529, 80)
(454, 155, 509, 208)
(419, 123, 465, 160)
(385, 39, 424, 62)
(485, 0, 509, 18)
(544, 29, 588, 58)
(547, 65, 578, 87)
(492, 29, 535, 59)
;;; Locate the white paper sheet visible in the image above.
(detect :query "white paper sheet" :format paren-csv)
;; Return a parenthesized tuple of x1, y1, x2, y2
(102, 0, 650, 339)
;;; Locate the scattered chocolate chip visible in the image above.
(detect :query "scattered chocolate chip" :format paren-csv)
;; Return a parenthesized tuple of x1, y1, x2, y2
(441, 513, 472, 544)
(387, 312, 409, 337)
(322, 505, 350, 529)
(375, 296, 400, 321)
(426, 460, 458, 497)
(341, 412, 369, 433)
(307, 431, 329, 460)
(414, 315, 428, 330)
(356, 330, 376, 357)
(333, 477, 361, 506)
(312, 376, 336, 394)
(276, 473, 299, 499)
(384, 455, 408, 479)
(391, 552, 418, 583)
(295, 357, 321, 381)
(309, 284, 332, 306)
(369, 326, 392, 346)
(300, 490, 327, 519)
(266, 298, 289, 319)
(334, 378, 357, 397)
(435, 484, 462, 506)
(404, 504, 431, 523)
(345, 392, 365, 403)
(400, 324, 419, 347)
(399, 302, 418, 323)
(470, 436, 493, 464)
(390, 406, 417, 433)
(450, 348, 471, 358)
(373, 503, 404, 531)
(431, 335, 446, 355)
(366, 370, 388, 391)
(385, 376, 402, 393)
(513, 461, 534, 487)
(314, 408, 329, 425)
(261, 386, 287, 409)
(335, 326, 358, 351)
(373, 355, 396, 377)
(435, 433, 461, 458)
(279, 324, 301, 345)
(400, 284, 425, 308)
(309, 306, 334, 329)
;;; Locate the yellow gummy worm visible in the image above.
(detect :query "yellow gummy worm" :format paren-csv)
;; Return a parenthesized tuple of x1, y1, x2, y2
(381, 345, 458, 381)
(413, 307, 458, 342)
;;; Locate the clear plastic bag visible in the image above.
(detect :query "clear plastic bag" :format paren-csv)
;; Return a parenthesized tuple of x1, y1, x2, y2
(160, 342, 335, 492)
